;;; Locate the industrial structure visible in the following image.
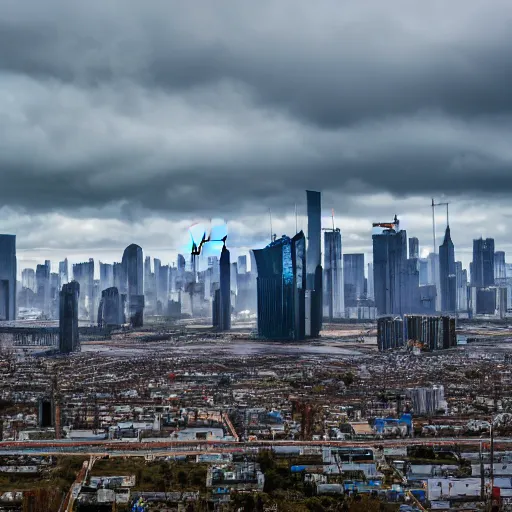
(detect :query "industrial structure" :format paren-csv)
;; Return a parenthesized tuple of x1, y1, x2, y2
(377, 314, 456, 352)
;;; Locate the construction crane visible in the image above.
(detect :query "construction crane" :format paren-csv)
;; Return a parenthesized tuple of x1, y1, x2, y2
(372, 214, 399, 231)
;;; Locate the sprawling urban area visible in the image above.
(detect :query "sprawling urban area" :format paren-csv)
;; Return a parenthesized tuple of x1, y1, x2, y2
(0, 191, 510, 511)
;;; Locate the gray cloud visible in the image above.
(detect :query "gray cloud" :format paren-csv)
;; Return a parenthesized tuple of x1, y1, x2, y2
(1, 0, 512, 266)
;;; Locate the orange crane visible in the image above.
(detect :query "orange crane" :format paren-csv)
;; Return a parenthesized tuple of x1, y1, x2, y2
(372, 215, 399, 231)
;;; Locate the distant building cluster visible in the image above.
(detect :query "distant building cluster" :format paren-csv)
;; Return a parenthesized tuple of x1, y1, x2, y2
(2, 192, 512, 351)
(377, 315, 457, 352)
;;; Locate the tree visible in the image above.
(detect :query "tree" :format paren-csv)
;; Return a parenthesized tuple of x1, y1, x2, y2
(341, 372, 355, 388)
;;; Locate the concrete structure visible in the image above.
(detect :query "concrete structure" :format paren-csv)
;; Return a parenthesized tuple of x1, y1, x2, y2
(58, 259, 69, 285)
(0, 235, 16, 321)
(324, 229, 344, 320)
(97, 287, 125, 327)
(367, 263, 374, 301)
(122, 244, 144, 327)
(408, 237, 419, 259)
(99, 262, 114, 292)
(36, 260, 51, 317)
(377, 316, 404, 351)
(306, 190, 322, 337)
(212, 245, 231, 331)
(73, 259, 95, 323)
(21, 268, 35, 293)
(495, 250, 506, 280)
(343, 253, 365, 307)
(59, 281, 80, 353)
(472, 238, 495, 287)
(378, 314, 456, 352)
(455, 261, 468, 312)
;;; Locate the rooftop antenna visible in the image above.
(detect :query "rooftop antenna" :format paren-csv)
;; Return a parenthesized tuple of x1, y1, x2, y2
(331, 209, 335, 231)
(295, 203, 298, 234)
(269, 208, 273, 243)
(431, 198, 437, 254)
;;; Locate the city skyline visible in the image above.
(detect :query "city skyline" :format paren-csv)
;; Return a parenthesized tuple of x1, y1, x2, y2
(7, 198, 511, 278)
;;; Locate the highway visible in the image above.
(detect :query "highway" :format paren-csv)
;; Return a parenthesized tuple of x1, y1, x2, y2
(0, 437, 509, 456)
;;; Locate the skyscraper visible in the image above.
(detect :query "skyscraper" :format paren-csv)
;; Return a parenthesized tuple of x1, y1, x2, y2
(408, 237, 419, 259)
(372, 224, 408, 316)
(254, 232, 306, 340)
(21, 268, 36, 292)
(213, 245, 231, 331)
(343, 253, 365, 307)
(0, 235, 16, 321)
(73, 259, 95, 323)
(306, 190, 322, 336)
(455, 261, 468, 312)
(439, 226, 456, 313)
(36, 260, 51, 317)
(99, 262, 113, 292)
(97, 287, 125, 327)
(58, 259, 69, 285)
(324, 229, 344, 320)
(367, 263, 374, 301)
(59, 281, 80, 353)
(495, 251, 506, 281)
(237, 255, 247, 274)
(472, 238, 495, 288)
(122, 244, 144, 326)
(177, 254, 186, 271)
(113, 262, 126, 295)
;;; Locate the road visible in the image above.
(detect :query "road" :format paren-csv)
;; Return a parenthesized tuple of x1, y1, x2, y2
(0, 437, 510, 457)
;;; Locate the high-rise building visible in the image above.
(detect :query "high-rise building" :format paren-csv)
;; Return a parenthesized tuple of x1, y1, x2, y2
(122, 244, 144, 327)
(418, 258, 429, 286)
(408, 237, 419, 259)
(472, 238, 495, 288)
(237, 255, 247, 275)
(324, 229, 344, 320)
(212, 245, 231, 331)
(367, 263, 374, 301)
(439, 226, 456, 313)
(427, 253, 441, 311)
(97, 287, 125, 327)
(306, 190, 322, 336)
(155, 260, 169, 314)
(36, 261, 51, 317)
(72, 259, 95, 323)
(495, 251, 506, 281)
(113, 262, 126, 295)
(254, 232, 306, 340)
(455, 261, 468, 312)
(21, 268, 36, 292)
(58, 259, 69, 285)
(177, 254, 186, 271)
(343, 253, 365, 307)
(59, 281, 80, 353)
(0, 235, 16, 321)
(373, 225, 408, 316)
(99, 262, 113, 291)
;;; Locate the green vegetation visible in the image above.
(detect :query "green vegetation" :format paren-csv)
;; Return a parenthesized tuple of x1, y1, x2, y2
(91, 457, 207, 492)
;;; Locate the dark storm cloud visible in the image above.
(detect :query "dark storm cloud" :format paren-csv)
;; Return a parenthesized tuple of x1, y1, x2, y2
(1, 0, 512, 221)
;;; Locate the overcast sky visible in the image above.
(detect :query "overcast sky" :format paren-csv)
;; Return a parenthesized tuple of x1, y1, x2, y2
(2, 0, 512, 275)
